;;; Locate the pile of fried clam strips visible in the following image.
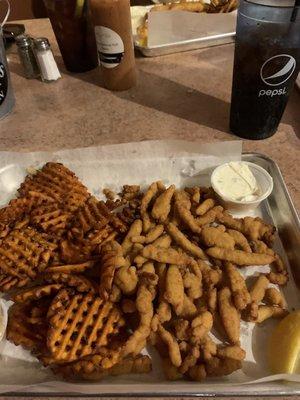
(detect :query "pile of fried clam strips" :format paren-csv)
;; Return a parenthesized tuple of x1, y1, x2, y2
(0, 162, 289, 382)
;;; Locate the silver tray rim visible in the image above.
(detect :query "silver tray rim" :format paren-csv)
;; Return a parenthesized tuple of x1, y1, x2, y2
(2, 151, 300, 397)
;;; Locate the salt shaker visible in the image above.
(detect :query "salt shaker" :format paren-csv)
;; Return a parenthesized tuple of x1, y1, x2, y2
(34, 38, 61, 82)
(15, 35, 40, 79)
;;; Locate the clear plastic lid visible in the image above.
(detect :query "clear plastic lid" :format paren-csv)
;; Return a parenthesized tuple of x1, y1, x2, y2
(240, 0, 300, 22)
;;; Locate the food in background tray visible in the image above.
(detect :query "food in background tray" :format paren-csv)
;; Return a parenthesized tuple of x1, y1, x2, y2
(137, 0, 238, 47)
(0, 162, 289, 381)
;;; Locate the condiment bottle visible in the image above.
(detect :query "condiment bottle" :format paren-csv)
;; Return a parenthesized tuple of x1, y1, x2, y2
(90, 0, 137, 91)
(15, 35, 40, 79)
(34, 38, 61, 83)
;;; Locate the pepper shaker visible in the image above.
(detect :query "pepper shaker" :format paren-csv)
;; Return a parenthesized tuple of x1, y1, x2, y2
(15, 35, 40, 79)
(34, 38, 61, 82)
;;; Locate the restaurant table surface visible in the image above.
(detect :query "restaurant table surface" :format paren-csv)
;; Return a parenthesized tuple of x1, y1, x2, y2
(0, 17, 299, 400)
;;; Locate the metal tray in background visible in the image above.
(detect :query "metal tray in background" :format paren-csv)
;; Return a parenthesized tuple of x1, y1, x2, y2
(136, 31, 235, 57)
(2, 152, 300, 397)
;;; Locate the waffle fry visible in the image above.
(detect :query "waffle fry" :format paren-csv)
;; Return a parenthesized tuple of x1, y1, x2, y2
(12, 283, 63, 303)
(47, 289, 125, 362)
(46, 261, 95, 274)
(18, 162, 89, 204)
(44, 272, 96, 293)
(30, 203, 72, 235)
(0, 227, 58, 281)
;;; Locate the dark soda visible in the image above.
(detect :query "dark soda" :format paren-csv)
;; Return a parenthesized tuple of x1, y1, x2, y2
(230, 0, 300, 140)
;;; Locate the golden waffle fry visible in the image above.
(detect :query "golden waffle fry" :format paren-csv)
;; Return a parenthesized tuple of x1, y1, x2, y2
(30, 203, 72, 235)
(18, 162, 89, 203)
(12, 283, 63, 303)
(56, 354, 152, 381)
(71, 197, 111, 235)
(0, 272, 30, 292)
(44, 272, 96, 293)
(7, 303, 47, 352)
(47, 289, 125, 362)
(46, 261, 95, 274)
(0, 227, 58, 280)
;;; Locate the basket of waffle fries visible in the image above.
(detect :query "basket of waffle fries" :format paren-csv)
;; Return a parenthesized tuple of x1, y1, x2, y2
(0, 156, 294, 388)
(132, 0, 238, 56)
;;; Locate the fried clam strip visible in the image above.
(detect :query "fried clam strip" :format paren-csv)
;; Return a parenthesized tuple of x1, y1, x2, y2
(195, 198, 215, 216)
(123, 283, 155, 357)
(227, 229, 252, 253)
(157, 324, 182, 367)
(264, 287, 286, 308)
(140, 182, 159, 233)
(190, 311, 213, 345)
(206, 247, 275, 266)
(164, 265, 184, 315)
(55, 354, 152, 381)
(167, 222, 207, 260)
(217, 345, 246, 361)
(256, 305, 288, 323)
(218, 213, 276, 244)
(196, 206, 223, 226)
(218, 287, 240, 345)
(121, 219, 143, 256)
(174, 190, 201, 234)
(151, 184, 175, 223)
(225, 263, 250, 311)
(142, 244, 190, 265)
(201, 226, 235, 250)
(99, 240, 129, 300)
(244, 275, 269, 322)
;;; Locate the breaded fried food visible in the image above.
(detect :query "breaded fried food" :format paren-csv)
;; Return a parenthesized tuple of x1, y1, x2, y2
(250, 275, 269, 303)
(256, 305, 289, 323)
(141, 182, 159, 233)
(174, 190, 201, 234)
(99, 240, 128, 300)
(206, 357, 242, 377)
(158, 324, 182, 367)
(195, 198, 215, 216)
(218, 287, 240, 345)
(114, 266, 138, 296)
(201, 226, 235, 250)
(123, 284, 154, 357)
(167, 222, 206, 259)
(121, 219, 143, 256)
(187, 364, 207, 381)
(206, 247, 275, 266)
(142, 245, 190, 265)
(183, 270, 202, 300)
(196, 206, 223, 226)
(267, 271, 288, 286)
(164, 265, 184, 315)
(151, 184, 175, 223)
(217, 345, 246, 361)
(225, 263, 250, 311)
(264, 287, 286, 308)
(44, 272, 95, 293)
(190, 311, 213, 345)
(227, 229, 252, 253)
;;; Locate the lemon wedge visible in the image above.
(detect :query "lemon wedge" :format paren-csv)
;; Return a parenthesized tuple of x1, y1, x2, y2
(268, 311, 300, 374)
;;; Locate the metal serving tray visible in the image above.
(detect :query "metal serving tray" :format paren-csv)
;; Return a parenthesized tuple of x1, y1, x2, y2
(136, 31, 235, 57)
(2, 151, 300, 397)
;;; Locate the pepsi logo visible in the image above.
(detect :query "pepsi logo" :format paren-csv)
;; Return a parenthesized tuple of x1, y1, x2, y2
(260, 54, 296, 87)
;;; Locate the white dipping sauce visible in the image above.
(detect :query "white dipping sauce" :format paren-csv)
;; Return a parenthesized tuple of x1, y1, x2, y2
(213, 161, 260, 202)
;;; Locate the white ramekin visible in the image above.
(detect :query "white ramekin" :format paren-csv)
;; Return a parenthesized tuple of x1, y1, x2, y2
(211, 161, 274, 213)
